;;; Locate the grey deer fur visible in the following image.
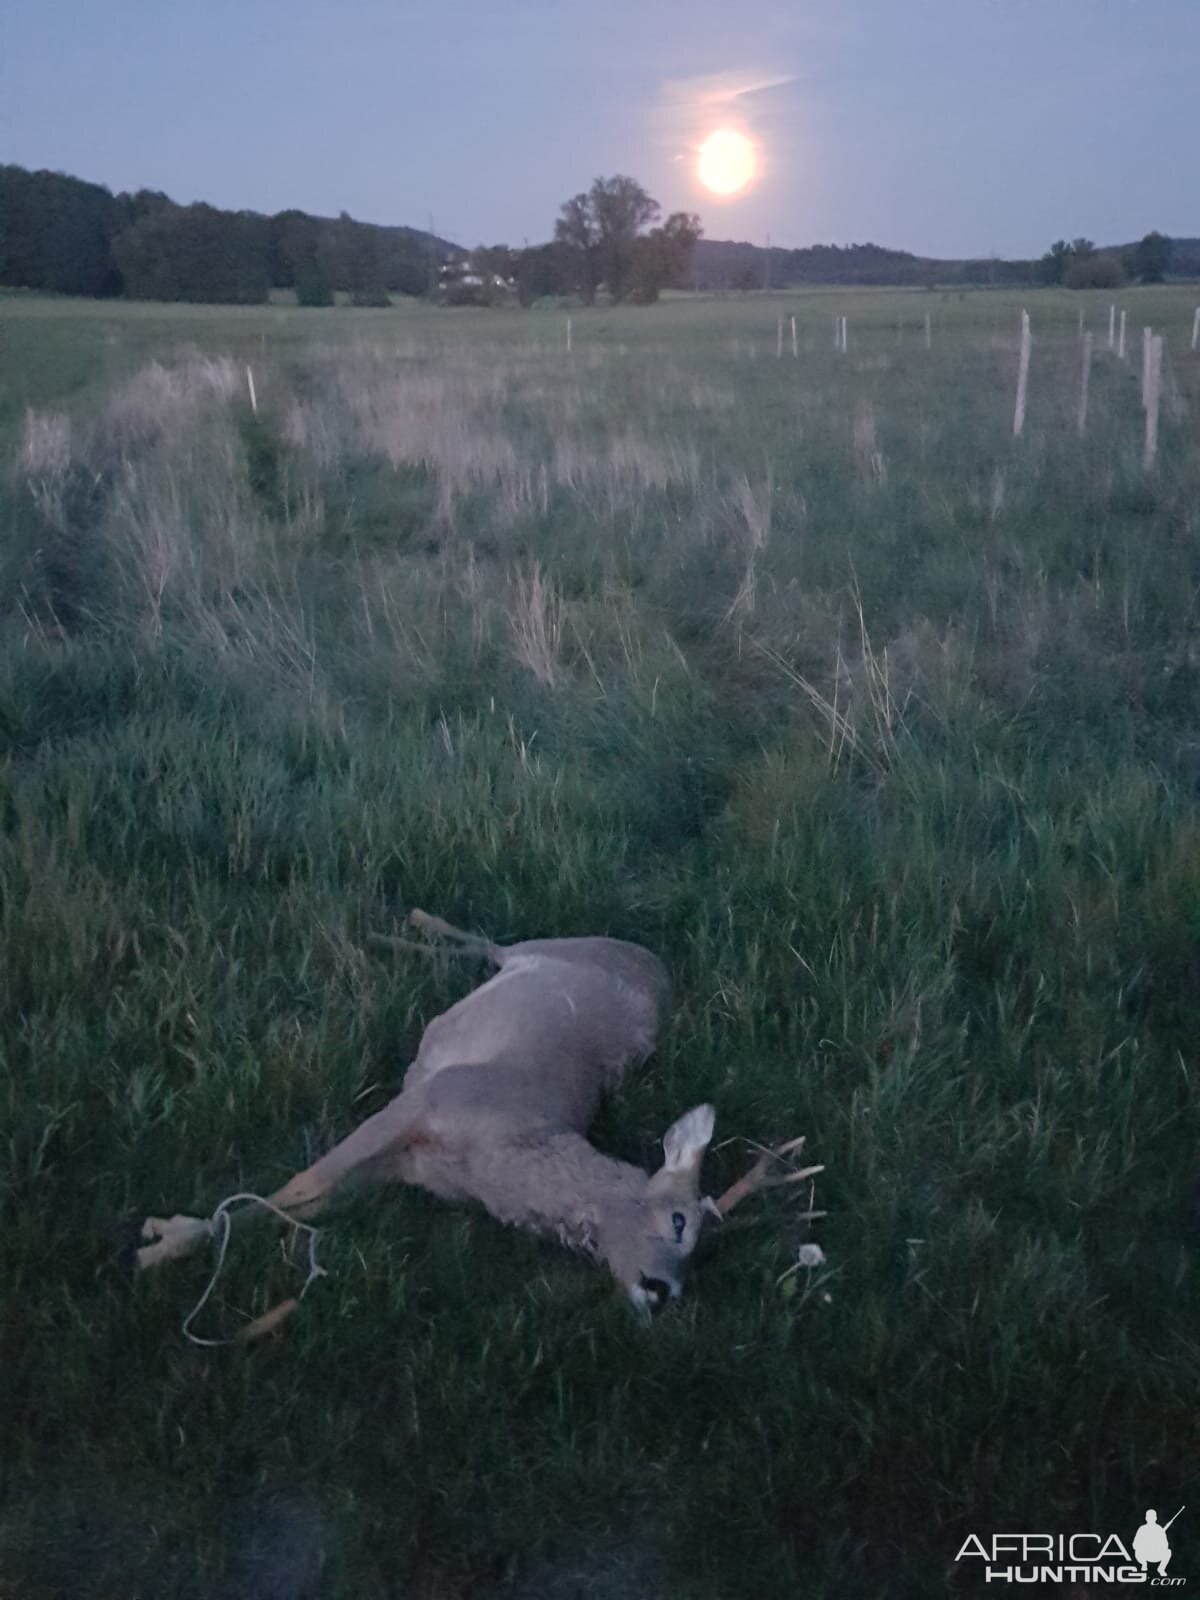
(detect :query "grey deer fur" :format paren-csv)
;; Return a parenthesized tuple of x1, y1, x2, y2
(137, 910, 721, 1323)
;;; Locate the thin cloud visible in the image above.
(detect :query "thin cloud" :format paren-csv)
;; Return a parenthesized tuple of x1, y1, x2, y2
(660, 70, 797, 114)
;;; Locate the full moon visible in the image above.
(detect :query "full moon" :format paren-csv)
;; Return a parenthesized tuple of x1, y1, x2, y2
(697, 128, 757, 197)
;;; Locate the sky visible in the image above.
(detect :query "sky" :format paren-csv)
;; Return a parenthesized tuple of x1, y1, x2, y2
(3, 0, 1197, 259)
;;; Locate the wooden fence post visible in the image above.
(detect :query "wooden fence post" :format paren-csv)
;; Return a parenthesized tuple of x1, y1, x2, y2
(1141, 326, 1153, 409)
(1013, 309, 1031, 437)
(1143, 334, 1163, 469)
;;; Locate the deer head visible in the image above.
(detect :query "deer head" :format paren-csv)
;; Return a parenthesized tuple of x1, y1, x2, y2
(594, 1103, 717, 1315)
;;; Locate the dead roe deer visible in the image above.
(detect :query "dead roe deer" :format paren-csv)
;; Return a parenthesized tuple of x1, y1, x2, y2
(137, 910, 817, 1338)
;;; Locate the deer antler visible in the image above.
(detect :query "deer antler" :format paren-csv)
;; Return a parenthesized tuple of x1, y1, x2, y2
(713, 1135, 824, 1217)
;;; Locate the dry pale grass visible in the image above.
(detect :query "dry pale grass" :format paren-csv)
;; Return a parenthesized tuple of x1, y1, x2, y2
(723, 471, 774, 624)
(19, 408, 73, 530)
(506, 560, 565, 688)
(852, 397, 887, 487)
(20, 407, 72, 479)
(104, 355, 241, 450)
(13, 356, 261, 636)
(277, 345, 710, 536)
(551, 432, 700, 503)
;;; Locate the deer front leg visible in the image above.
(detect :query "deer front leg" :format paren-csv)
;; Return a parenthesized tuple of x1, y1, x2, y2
(136, 1090, 421, 1272)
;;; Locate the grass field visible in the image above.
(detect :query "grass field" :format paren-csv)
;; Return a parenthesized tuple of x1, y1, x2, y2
(1, 283, 1198, 1598)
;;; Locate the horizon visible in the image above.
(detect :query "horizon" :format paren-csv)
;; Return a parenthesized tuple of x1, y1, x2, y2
(4, 154, 1191, 267)
(3, 1, 1197, 259)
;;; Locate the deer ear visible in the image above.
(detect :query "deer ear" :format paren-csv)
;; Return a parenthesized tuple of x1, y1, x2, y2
(657, 1104, 715, 1184)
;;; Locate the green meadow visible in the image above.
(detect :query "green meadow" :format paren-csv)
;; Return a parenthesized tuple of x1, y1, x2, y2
(1, 284, 1198, 1597)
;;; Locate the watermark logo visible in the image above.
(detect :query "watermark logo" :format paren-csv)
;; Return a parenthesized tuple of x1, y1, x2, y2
(1134, 1510, 1180, 1582)
(954, 1507, 1185, 1585)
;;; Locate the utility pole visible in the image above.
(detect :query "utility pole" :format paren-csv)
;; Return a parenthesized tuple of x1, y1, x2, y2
(763, 232, 771, 292)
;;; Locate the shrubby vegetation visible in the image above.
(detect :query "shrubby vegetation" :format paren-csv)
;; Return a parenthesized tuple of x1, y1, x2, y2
(1037, 231, 1181, 289)
(1132, 228, 1172, 284)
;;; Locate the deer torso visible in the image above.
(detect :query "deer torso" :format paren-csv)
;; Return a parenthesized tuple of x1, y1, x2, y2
(403, 937, 669, 1113)
(384, 936, 670, 1230)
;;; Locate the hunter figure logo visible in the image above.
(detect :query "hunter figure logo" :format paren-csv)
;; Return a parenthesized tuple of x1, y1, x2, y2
(954, 1505, 1185, 1585)
(1134, 1509, 1182, 1579)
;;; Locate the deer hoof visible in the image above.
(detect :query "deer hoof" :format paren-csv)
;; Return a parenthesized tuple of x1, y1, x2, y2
(135, 1214, 213, 1270)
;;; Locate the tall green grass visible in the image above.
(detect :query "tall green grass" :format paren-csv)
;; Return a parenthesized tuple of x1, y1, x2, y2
(1, 286, 1198, 1597)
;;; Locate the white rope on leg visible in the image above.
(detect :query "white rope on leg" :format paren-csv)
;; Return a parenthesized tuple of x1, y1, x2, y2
(179, 1192, 328, 1348)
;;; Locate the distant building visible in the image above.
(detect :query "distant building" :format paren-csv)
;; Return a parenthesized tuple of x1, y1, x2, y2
(438, 254, 516, 306)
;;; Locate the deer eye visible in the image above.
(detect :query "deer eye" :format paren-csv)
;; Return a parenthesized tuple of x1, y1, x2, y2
(671, 1211, 686, 1242)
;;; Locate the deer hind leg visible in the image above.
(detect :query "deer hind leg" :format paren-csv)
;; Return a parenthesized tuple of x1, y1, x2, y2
(367, 908, 502, 966)
(405, 908, 502, 963)
(136, 1091, 423, 1271)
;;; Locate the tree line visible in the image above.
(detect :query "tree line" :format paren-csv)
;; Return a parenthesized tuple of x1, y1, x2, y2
(694, 232, 1182, 293)
(0, 161, 1187, 307)
(1035, 232, 1173, 288)
(0, 164, 444, 304)
(0, 164, 699, 308)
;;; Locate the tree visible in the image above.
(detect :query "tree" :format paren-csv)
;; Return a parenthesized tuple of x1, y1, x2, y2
(1037, 238, 1103, 287)
(0, 160, 434, 304)
(630, 212, 702, 302)
(1133, 231, 1171, 284)
(316, 210, 362, 293)
(554, 192, 599, 303)
(654, 211, 702, 289)
(589, 175, 660, 302)
(120, 188, 175, 226)
(113, 204, 270, 303)
(295, 262, 334, 306)
(269, 209, 322, 288)
(551, 179, 696, 305)
(1037, 240, 1071, 286)
(1065, 252, 1124, 290)
(0, 165, 125, 296)
(514, 243, 560, 306)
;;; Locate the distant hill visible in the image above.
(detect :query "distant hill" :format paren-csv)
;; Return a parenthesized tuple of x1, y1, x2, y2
(693, 237, 931, 290)
(0, 162, 461, 304)
(692, 235, 1200, 291)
